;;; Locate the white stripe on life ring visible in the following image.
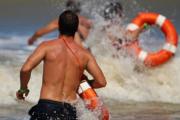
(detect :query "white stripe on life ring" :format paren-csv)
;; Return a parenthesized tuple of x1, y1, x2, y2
(78, 87, 83, 94)
(156, 15, 166, 27)
(163, 43, 177, 53)
(78, 81, 91, 94)
(127, 23, 139, 31)
(138, 50, 148, 62)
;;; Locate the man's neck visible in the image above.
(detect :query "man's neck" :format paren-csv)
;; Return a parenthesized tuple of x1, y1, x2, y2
(59, 35, 74, 42)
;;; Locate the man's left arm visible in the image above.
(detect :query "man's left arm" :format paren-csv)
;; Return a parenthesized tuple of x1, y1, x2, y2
(16, 42, 46, 100)
(28, 19, 58, 45)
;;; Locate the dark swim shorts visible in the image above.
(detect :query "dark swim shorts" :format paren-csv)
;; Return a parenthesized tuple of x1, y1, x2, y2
(28, 99, 77, 120)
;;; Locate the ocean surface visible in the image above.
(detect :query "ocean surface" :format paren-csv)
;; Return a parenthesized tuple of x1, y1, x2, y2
(0, 0, 180, 120)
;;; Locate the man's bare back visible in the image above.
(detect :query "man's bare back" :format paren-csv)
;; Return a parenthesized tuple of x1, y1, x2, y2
(18, 36, 106, 102)
(40, 36, 90, 102)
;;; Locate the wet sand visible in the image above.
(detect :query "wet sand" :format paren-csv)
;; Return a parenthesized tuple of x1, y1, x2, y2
(1, 101, 180, 120)
(0, 102, 33, 120)
(109, 101, 180, 120)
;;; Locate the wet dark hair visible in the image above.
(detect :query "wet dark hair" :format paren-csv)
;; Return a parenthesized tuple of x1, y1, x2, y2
(103, 2, 123, 20)
(66, 0, 81, 13)
(58, 10, 79, 36)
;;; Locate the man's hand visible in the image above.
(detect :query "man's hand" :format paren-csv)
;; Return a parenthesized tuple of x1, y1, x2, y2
(125, 23, 150, 42)
(16, 88, 29, 100)
(28, 37, 37, 45)
(81, 74, 95, 86)
(125, 29, 140, 42)
(81, 74, 88, 81)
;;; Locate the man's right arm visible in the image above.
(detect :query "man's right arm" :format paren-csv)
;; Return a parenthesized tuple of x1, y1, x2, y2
(78, 15, 92, 29)
(86, 54, 107, 88)
(77, 15, 92, 42)
(16, 42, 47, 100)
(28, 19, 58, 45)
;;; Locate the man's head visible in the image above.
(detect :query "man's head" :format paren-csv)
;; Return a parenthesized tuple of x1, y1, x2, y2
(103, 2, 123, 20)
(58, 10, 79, 36)
(66, 0, 81, 13)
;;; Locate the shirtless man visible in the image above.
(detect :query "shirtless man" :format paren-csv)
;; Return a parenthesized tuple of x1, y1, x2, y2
(16, 10, 106, 120)
(28, 0, 92, 47)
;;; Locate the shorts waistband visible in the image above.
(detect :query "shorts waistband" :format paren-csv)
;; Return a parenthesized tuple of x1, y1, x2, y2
(38, 99, 74, 107)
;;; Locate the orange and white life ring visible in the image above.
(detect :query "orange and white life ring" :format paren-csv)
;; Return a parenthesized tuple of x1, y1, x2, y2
(126, 12, 178, 67)
(78, 80, 109, 120)
(78, 80, 98, 109)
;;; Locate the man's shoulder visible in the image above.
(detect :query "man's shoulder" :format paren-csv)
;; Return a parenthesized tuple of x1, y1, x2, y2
(76, 44, 89, 54)
(42, 38, 59, 44)
(37, 39, 59, 49)
(78, 15, 91, 25)
(79, 46, 93, 60)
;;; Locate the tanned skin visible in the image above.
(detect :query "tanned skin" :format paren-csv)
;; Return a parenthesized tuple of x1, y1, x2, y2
(17, 35, 106, 102)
